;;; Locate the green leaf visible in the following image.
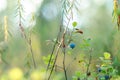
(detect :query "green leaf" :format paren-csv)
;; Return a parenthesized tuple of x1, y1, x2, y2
(72, 76, 77, 80)
(104, 52, 111, 60)
(75, 71, 81, 77)
(72, 21, 77, 27)
(117, 9, 120, 15)
(42, 54, 55, 65)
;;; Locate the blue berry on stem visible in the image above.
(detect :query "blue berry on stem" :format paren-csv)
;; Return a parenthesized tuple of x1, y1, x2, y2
(97, 67, 102, 72)
(69, 43, 75, 49)
(104, 75, 109, 80)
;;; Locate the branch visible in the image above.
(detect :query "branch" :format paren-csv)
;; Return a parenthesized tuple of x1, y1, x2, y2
(17, 0, 36, 68)
(47, 40, 62, 80)
(85, 48, 93, 80)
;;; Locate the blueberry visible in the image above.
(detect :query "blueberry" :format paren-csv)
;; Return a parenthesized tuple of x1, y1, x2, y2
(97, 67, 102, 72)
(77, 77, 80, 80)
(104, 75, 109, 80)
(87, 72, 91, 76)
(69, 43, 75, 49)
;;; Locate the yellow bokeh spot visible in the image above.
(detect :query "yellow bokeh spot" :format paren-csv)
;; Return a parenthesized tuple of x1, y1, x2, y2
(30, 70, 45, 80)
(8, 67, 23, 80)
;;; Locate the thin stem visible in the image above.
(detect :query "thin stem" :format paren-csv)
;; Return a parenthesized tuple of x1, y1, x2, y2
(47, 0, 74, 79)
(48, 41, 62, 80)
(17, 0, 36, 68)
(28, 36, 37, 68)
(47, 23, 67, 80)
(66, 57, 76, 70)
(46, 24, 62, 72)
(4, 16, 8, 42)
(61, 1, 72, 79)
(63, 48, 67, 80)
(85, 48, 92, 80)
(46, 40, 58, 71)
(46, 6, 64, 72)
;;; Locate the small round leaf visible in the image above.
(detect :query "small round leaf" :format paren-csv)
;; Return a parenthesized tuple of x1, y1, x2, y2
(72, 21, 77, 27)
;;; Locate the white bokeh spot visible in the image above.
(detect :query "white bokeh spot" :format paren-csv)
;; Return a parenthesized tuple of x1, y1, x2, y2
(0, 0, 7, 12)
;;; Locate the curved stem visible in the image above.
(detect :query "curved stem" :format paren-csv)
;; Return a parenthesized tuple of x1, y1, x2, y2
(63, 48, 67, 80)
(85, 48, 92, 80)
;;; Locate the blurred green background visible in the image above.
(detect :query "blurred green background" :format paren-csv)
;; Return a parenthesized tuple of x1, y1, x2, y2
(0, 0, 120, 80)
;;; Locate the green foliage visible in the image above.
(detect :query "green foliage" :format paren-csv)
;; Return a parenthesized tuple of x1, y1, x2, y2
(117, 9, 120, 15)
(43, 54, 55, 66)
(72, 21, 77, 27)
(96, 52, 118, 80)
(72, 71, 81, 80)
(80, 38, 91, 49)
(72, 52, 118, 80)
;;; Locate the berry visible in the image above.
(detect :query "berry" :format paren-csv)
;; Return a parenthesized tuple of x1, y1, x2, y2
(87, 72, 91, 76)
(104, 75, 109, 80)
(69, 43, 75, 49)
(77, 77, 80, 80)
(97, 67, 102, 72)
